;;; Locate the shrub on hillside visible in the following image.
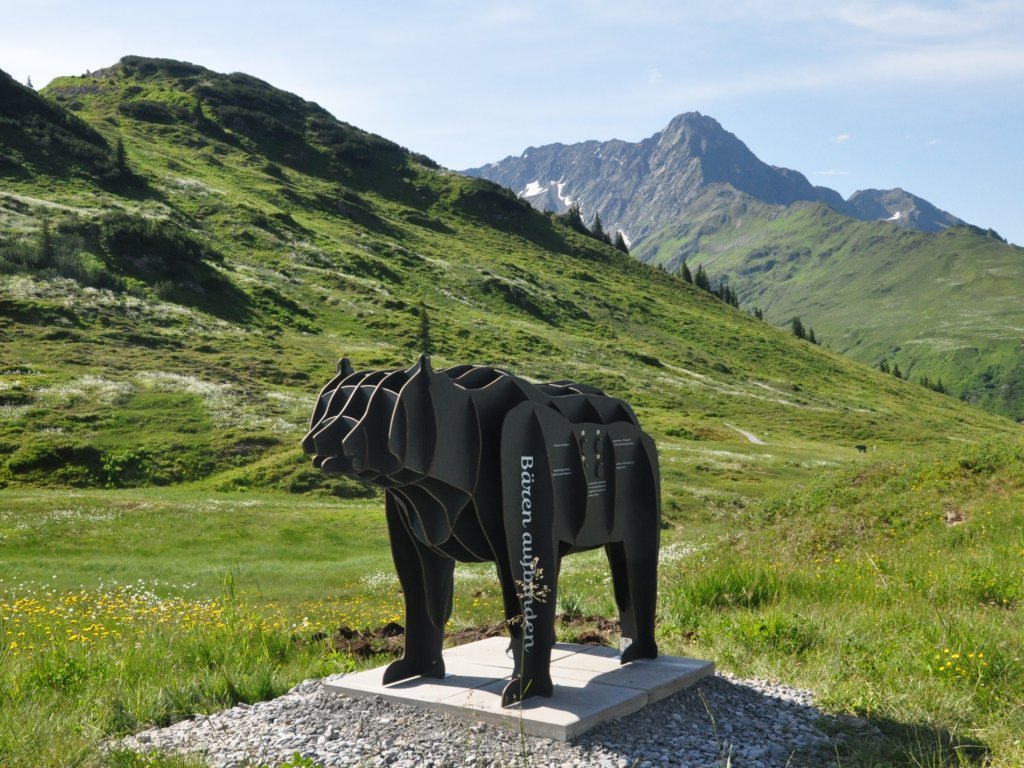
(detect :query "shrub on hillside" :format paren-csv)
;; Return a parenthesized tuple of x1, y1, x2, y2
(0, 219, 121, 289)
(97, 212, 218, 268)
(117, 99, 185, 124)
(5, 440, 103, 486)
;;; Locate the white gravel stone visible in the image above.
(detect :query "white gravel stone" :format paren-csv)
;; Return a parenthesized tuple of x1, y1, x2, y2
(113, 672, 844, 767)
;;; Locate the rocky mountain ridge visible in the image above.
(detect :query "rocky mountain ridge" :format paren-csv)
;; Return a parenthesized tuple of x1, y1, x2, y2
(463, 112, 964, 243)
(845, 187, 966, 233)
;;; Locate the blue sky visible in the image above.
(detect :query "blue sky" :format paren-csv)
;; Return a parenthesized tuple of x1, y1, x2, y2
(4, 0, 1022, 244)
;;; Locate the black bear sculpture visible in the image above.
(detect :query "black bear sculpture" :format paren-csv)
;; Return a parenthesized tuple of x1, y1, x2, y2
(302, 356, 661, 706)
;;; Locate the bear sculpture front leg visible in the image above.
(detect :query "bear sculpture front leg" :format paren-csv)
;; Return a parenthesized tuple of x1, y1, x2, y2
(382, 493, 453, 684)
(501, 635, 554, 706)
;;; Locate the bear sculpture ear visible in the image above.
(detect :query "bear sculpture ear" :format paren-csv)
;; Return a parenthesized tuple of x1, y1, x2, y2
(337, 357, 355, 377)
(417, 354, 433, 377)
(392, 358, 437, 474)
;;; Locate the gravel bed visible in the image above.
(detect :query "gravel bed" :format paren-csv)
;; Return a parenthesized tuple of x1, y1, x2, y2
(115, 672, 848, 767)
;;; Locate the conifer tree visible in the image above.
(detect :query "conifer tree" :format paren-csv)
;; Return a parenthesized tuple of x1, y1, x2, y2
(39, 218, 53, 263)
(714, 281, 732, 306)
(807, 327, 817, 345)
(791, 316, 806, 340)
(720, 284, 739, 307)
(115, 138, 129, 177)
(590, 212, 608, 244)
(694, 264, 710, 291)
(418, 303, 432, 355)
(613, 230, 629, 253)
(680, 262, 693, 283)
(878, 358, 890, 374)
(892, 363, 902, 379)
(560, 202, 588, 234)
(752, 306, 764, 320)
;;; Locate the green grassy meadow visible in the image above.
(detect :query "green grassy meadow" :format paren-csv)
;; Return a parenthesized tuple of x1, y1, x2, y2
(2, 439, 1023, 766)
(2, 58, 1023, 767)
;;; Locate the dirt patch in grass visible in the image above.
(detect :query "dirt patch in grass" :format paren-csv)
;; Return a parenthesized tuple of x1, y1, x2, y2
(308, 614, 620, 659)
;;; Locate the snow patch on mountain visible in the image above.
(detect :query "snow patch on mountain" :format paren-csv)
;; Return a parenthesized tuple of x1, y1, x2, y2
(556, 181, 572, 205)
(520, 180, 546, 197)
(518, 179, 574, 213)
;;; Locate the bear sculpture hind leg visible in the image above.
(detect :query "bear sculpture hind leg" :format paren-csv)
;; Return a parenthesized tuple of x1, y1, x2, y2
(607, 539, 659, 664)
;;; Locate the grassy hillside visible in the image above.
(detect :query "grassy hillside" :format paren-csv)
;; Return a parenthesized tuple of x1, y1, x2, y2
(2, 57, 1014, 505)
(1, 57, 1023, 767)
(0, 68, 117, 180)
(636, 187, 1024, 420)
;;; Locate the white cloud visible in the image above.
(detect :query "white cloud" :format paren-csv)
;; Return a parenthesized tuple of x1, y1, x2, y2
(926, 138, 942, 146)
(570, 0, 695, 26)
(473, 3, 544, 27)
(647, 37, 1024, 107)
(862, 44, 1024, 83)
(643, 66, 834, 103)
(833, 133, 852, 143)
(647, 68, 664, 85)
(636, 2, 1024, 101)
(702, 0, 1024, 40)
(830, 0, 1020, 39)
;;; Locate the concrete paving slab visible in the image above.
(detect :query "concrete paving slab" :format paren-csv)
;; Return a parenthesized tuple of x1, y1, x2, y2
(324, 639, 714, 740)
(554, 646, 715, 704)
(331, 660, 507, 705)
(441, 636, 577, 671)
(440, 672, 649, 740)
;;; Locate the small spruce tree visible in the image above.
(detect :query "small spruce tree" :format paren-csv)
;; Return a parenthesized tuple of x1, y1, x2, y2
(694, 264, 710, 291)
(791, 316, 806, 340)
(39, 218, 54, 263)
(680, 262, 693, 283)
(613, 230, 629, 253)
(807, 327, 817, 345)
(892, 363, 902, 379)
(721, 284, 739, 307)
(115, 138, 129, 177)
(559, 202, 589, 234)
(418, 303, 432, 355)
